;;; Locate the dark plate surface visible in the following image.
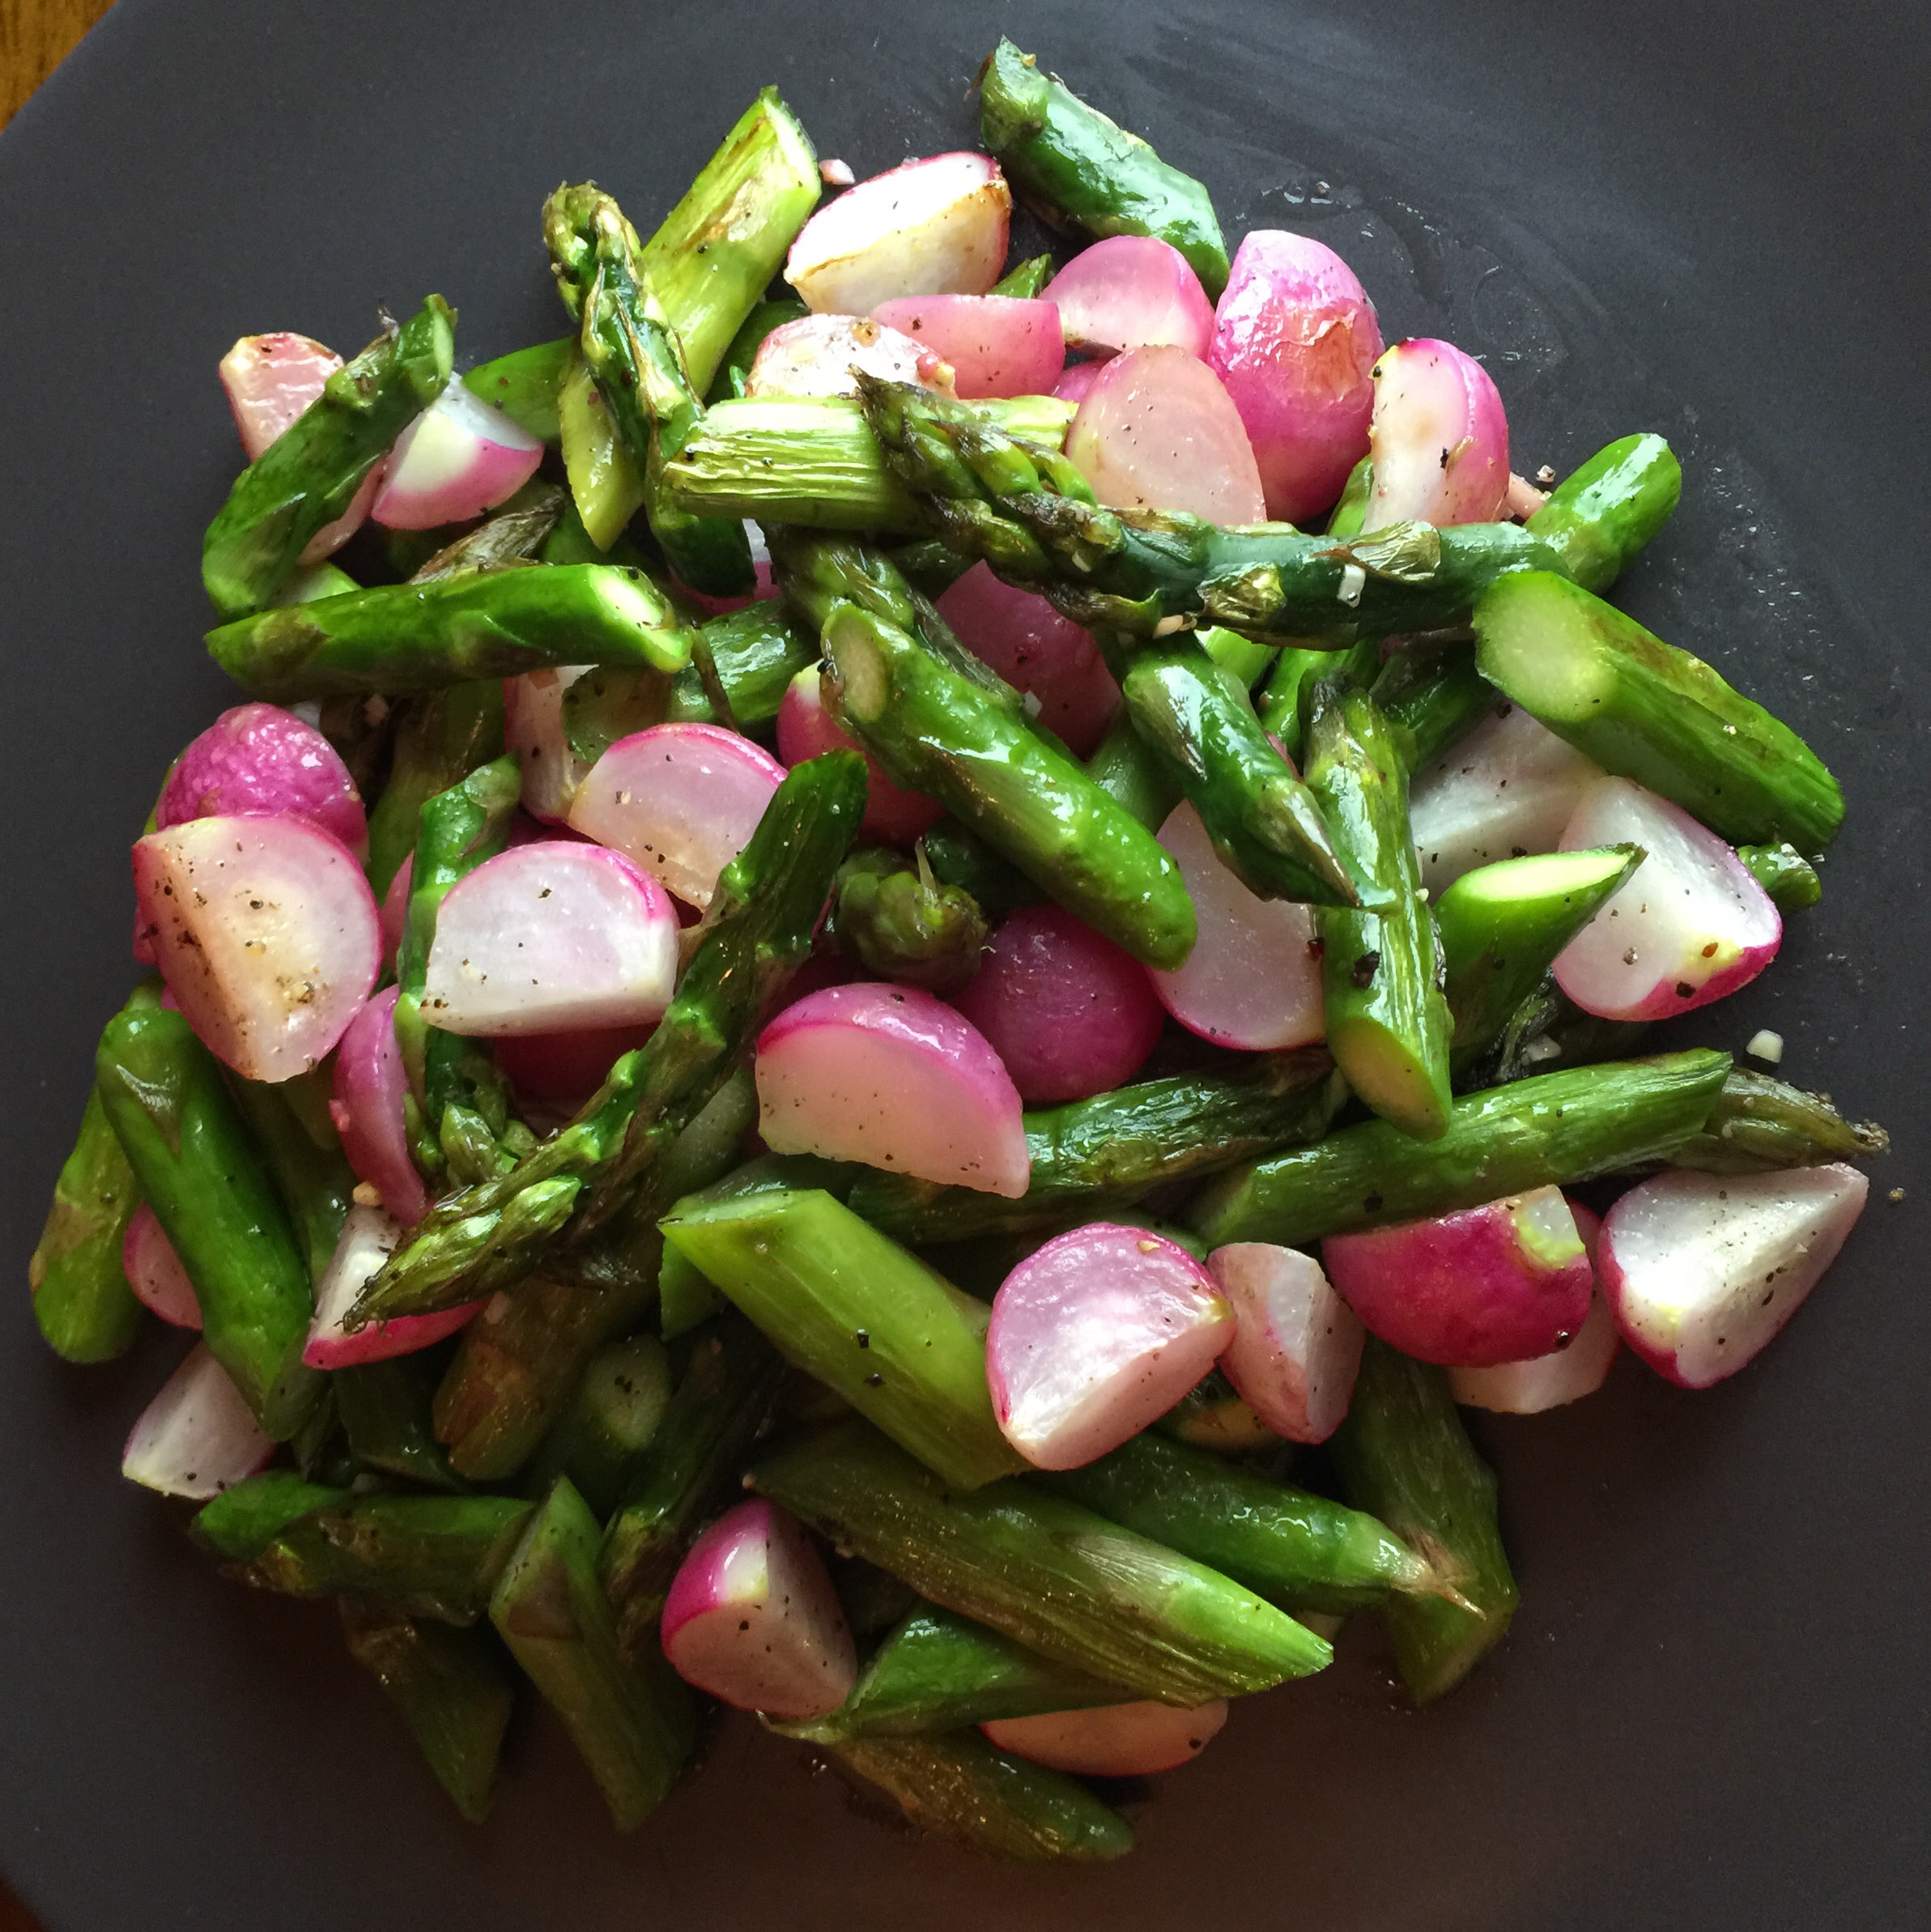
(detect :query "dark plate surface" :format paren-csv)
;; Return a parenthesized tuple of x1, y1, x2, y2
(1, 1, 1926, 1926)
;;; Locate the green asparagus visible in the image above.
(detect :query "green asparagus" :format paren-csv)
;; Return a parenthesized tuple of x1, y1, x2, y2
(335, 1356, 464, 1492)
(362, 680, 505, 898)
(462, 338, 571, 443)
(1084, 705, 1181, 828)
(1738, 841, 1823, 912)
(826, 845, 989, 993)
(228, 1072, 355, 1285)
(1523, 433, 1686, 596)
(664, 602, 818, 729)
(1257, 636, 1381, 759)
(189, 1470, 350, 1562)
(522, 1334, 672, 1520)
(988, 253, 1056, 300)
(1667, 1069, 1889, 1174)
(556, 344, 648, 549)
(406, 479, 566, 581)
(1371, 636, 1499, 770)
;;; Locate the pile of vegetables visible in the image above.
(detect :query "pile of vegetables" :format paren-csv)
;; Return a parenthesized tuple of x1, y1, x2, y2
(28, 40, 1886, 1862)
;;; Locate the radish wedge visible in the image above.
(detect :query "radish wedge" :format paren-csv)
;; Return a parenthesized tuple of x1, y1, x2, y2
(422, 840, 677, 1036)
(1054, 361, 1104, 406)
(660, 1499, 857, 1720)
(1148, 803, 1325, 1050)
(1207, 1242, 1362, 1444)
(504, 664, 596, 825)
(1600, 1164, 1868, 1389)
(330, 985, 431, 1223)
(159, 702, 367, 857)
(303, 1203, 481, 1369)
(122, 1205, 202, 1330)
(121, 1345, 273, 1499)
(987, 1223, 1234, 1469)
(491, 1022, 656, 1106)
(1365, 338, 1510, 529)
(1554, 778, 1781, 1021)
(776, 668, 942, 845)
(746, 313, 955, 400)
(871, 295, 1065, 399)
(1451, 1295, 1619, 1413)
(786, 153, 1011, 314)
(133, 815, 381, 1082)
(755, 983, 1029, 1197)
(371, 381, 544, 530)
(983, 1700, 1227, 1777)
(1043, 236, 1216, 360)
(1323, 1185, 1594, 1368)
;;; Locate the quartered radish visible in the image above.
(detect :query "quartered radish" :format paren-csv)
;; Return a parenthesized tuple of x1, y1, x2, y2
(1208, 231, 1383, 523)
(121, 1344, 273, 1500)
(1599, 1164, 1868, 1389)
(491, 1023, 656, 1105)
(987, 1223, 1234, 1469)
(1148, 802, 1325, 1050)
(1407, 701, 1606, 895)
(776, 668, 943, 845)
(1554, 777, 1781, 1021)
(304, 1203, 482, 1369)
(121, 1205, 202, 1330)
(1044, 236, 1216, 360)
(158, 702, 368, 857)
(568, 722, 788, 909)
(953, 902, 1163, 1104)
(871, 295, 1065, 398)
(785, 152, 1011, 314)
(1364, 338, 1510, 530)
(983, 1700, 1228, 1777)
(1207, 1242, 1362, 1443)
(504, 664, 595, 825)
(746, 313, 955, 399)
(755, 983, 1030, 1196)
(422, 840, 678, 1035)
(1066, 345, 1266, 523)
(133, 815, 381, 1083)
(1054, 361, 1104, 406)
(1323, 1185, 1594, 1367)
(660, 1499, 857, 1720)
(379, 853, 412, 972)
(370, 381, 544, 529)
(330, 985, 431, 1223)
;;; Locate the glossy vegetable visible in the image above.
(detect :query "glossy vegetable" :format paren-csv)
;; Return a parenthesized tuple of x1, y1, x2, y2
(871, 294, 1065, 399)
(159, 702, 367, 856)
(1365, 338, 1510, 529)
(1208, 1242, 1362, 1442)
(370, 382, 543, 530)
(121, 1345, 274, 1499)
(1043, 235, 1216, 358)
(984, 1700, 1226, 1776)
(121, 1205, 201, 1330)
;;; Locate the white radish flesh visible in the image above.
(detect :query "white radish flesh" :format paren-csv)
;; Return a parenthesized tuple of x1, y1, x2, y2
(1207, 1242, 1362, 1443)
(371, 381, 544, 530)
(303, 1203, 482, 1370)
(121, 1205, 202, 1330)
(1043, 236, 1216, 360)
(121, 1345, 273, 1499)
(870, 295, 1064, 399)
(158, 703, 367, 857)
(775, 669, 942, 845)
(983, 1700, 1228, 1776)
(1365, 338, 1511, 529)
(746, 313, 955, 400)
(330, 985, 431, 1223)
(504, 664, 595, 825)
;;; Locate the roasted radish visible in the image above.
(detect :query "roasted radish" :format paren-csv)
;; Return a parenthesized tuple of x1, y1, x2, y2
(121, 1206, 202, 1330)
(871, 295, 1065, 398)
(983, 1699, 1227, 1776)
(1207, 1242, 1362, 1443)
(329, 985, 431, 1223)
(303, 1204, 480, 1371)
(776, 668, 943, 845)
(746, 313, 954, 399)
(1044, 236, 1216, 360)
(158, 702, 367, 857)
(121, 1345, 273, 1499)
(503, 664, 595, 825)
(1364, 338, 1510, 529)
(370, 381, 544, 530)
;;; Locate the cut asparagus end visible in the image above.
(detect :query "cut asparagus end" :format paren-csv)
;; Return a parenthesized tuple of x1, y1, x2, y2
(1326, 1016, 1453, 1142)
(590, 567, 698, 673)
(823, 606, 891, 721)
(1473, 576, 1618, 721)
(1442, 844, 1640, 917)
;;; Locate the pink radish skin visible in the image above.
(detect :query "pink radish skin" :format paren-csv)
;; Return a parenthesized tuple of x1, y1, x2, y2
(952, 903, 1163, 1104)
(121, 1205, 202, 1330)
(1323, 1185, 1594, 1367)
(1209, 232, 1383, 523)
(746, 313, 955, 400)
(159, 704, 368, 857)
(423, 841, 678, 1036)
(934, 564, 1120, 757)
(504, 665, 595, 825)
(569, 723, 788, 910)
(871, 295, 1065, 399)
(755, 983, 1030, 1196)
(1554, 777, 1781, 1022)
(983, 1700, 1227, 1777)
(121, 1345, 273, 1499)
(133, 815, 381, 1083)
(660, 1500, 857, 1720)
(1148, 803, 1325, 1050)
(379, 853, 413, 972)
(786, 153, 1011, 314)
(673, 559, 780, 620)
(1044, 236, 1216, 360)
(988, 1223, 1234, 1470)
(1066, 345, 1266, 523)
(304, 1204, 481, 1369)
(1053, 361, 1104, 406)
(370, 382, 544, 530)
(1600, 1164, 1868, 1389)
(330, 985, 431, 1223)
(776, 669, 943, 845)
(1365, 338, 1511, 530)
(1207, 1242, 1362, 1444)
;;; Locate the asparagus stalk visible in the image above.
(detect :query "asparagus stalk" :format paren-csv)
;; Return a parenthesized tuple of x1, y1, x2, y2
(228, 1072, 356, 1285)
(406, 479, 566, 581)
(1301, 680, 1455, 1139)
(363, 680, 505, 898)
(1329, 1339, 1518, 1703)
(490, 1478, 695, 1831)
(751, 1419, 1331, 1703)
(556, 344, 649, 550)
(189, 1470, 350, 1562)
(1187, 1048, 1735, 1248)
(202, 296, 454, 618)
(1523, 432, 1686, 595)
(920, 819, 1044, 919)
(1737, 840, 1823, 912)
(1256, 636, 1380, 759)
(663, 602, 818, 729)
(978, 38, 1229, 296)
(1370, 637, 1499, 771)
(989, 253, 1056, 300)
(1327, 454, 1374, 537)
(1474, 570, 1844, 853)
(521, 1334, 672, 1520)
(704, 296, 809, 403)
(826, 845, 989, 993)
(462, 338, 571, 444)
(335, 1357, 464, 1493)
(1667, 1069, 1889, 1174)
(1085, 706, 1181, 828)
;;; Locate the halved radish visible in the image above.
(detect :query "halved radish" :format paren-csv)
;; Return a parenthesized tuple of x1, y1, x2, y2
(379, 853, 413, 972)
(133, 815, 381, 1082)
(776, 668, 943, 845)
(121, 1205, 202, 1330)
(568, 722, 788, 909)
(158, 703, 368, 857)
(330, 985, 431, 1223)
(491, 1023, 656, 1106)
(1599, 1164, 1868, 1389)
(870, 295, 1065, 399)
(746, 313, 955, 400)
(1364, 338, 1511, 530)
(1206, 1242, 1362, 1443)
(1407, 701, 1605, 895)
(785, 152, 1012, 313)
(755, 982, 1029, 1196)
(1148, 802, 1325, 1050)
(303, 1203, 482, 1369)
(1323, 1185, 1594, 1368)
(1066, 345, 1266, 523)
(1044, 236, 1217, 360)
(504, 665, 595, 825)
(1054, 361, 1104, 406)
(1208, 231, 1383, 523)
(1554, 777, 1781, 1021)
(660, 1498, 857, 1720)
(121, 1344, 273, 1499)
(983, 1700, 1227, 1776)
(423, 841, 678, 1036)
(987, 1223, 1234, 1469)
(1451, 1294, 1619, 1413)
(370, 381, 544, 530)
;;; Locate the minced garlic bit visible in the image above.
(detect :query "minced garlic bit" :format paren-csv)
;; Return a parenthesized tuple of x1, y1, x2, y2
(820, 158, 855, 187)
(1746, 1028, 1784, 1065)
(351, 1181, 384, 1207)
